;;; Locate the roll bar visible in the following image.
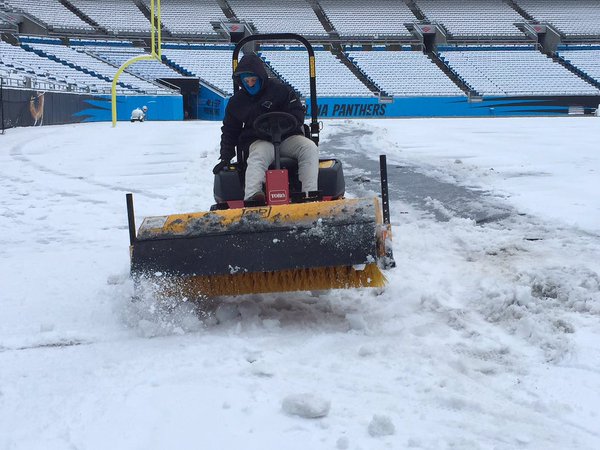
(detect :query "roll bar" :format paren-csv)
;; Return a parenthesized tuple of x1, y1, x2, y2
(232, 33, 319, 145)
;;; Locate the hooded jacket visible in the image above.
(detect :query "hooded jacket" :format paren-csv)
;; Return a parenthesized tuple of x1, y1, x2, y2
(219, 53, 305, 161)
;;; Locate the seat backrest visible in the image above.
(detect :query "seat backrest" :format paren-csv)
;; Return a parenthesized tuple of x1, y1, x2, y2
(269, 157, 298, 171)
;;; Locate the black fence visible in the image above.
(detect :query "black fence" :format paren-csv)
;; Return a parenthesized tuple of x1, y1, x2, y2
(0, 78, 4, 135)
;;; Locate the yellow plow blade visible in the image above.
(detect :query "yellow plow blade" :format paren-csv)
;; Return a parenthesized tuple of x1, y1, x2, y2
(130, 198, 391, 298)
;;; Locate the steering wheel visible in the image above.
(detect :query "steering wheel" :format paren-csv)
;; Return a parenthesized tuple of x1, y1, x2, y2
(253, 112, 298, 143)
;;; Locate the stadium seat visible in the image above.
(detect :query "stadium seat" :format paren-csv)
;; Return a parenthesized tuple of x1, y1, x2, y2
(439, 46, 600, 96)
(415, 0, 525, 38)
(319, 0, 415, 37)
(516, 0, 600, 37)
(347, 49, 465, 97)
(260, 47, 373, 97)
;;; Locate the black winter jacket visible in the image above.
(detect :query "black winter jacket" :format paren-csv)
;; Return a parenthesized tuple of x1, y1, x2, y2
(219, 54, 305, 161)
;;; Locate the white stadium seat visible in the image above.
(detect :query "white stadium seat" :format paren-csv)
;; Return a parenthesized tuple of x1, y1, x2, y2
(72, 43, 182, 81)
(68, 0, 150, 34)
(347, 49, 465, 96)
(557, 47, 600, 83)
(162, 45, 235, 95)
(320, 0, 415, 37)
(1, 40, 118, 92)
(260, 47, 373, 97)
(516, 0, 600, 37)
(416, 0, 525, 38)
(439, 46, 600, 96)
(23, 40, 171, 94)
(3, 0, 94, 31)
(141, 0, 225, 35)
(227, 0, 327, 37)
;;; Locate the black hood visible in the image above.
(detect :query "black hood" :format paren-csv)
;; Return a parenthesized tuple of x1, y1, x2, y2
(234, 53, 268, 88)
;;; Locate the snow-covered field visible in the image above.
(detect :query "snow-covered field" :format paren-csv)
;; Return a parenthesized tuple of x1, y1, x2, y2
(1, 117, 599, 450)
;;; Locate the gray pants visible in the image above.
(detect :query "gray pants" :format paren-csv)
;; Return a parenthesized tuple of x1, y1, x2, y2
(244, 134, 319, 200)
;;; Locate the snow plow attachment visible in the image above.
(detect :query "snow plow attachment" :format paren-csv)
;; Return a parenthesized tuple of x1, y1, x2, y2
(127, 195, 393, 298)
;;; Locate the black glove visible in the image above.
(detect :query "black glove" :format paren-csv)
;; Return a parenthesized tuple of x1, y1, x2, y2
(212, 159, 230, 174)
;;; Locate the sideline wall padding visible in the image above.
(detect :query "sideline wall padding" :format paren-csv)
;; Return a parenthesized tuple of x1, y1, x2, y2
(197, 85, 226, 120)
(198, 94, 600, 122)
(78, 95, 183, 122)
(3, 87, 599, 129)
(307, 96, 600, 118)
(0, 88, 183, 129)
(1, 89, 93, 128)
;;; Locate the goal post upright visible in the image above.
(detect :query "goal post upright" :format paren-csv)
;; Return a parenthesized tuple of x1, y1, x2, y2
(111, 0, 162, 127)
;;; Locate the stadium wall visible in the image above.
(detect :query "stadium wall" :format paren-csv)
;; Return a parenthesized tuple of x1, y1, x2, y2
(1, 88, 183, 129)
(308, 96, 600, 118)
(197, 85, 226, 120)
(2, 89, 92, 128)
(3, 89, 598, 130)
(82, 95, 183, 122)
(197, 95, 600, 121)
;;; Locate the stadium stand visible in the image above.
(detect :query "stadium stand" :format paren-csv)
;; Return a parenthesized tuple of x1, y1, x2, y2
(259, 47, 373, 97)
(0, 62, 38, 89)
(0, 63, 73, 91)
(415, 0, 525, 38)
(74, 44, 183, 81)
(68, 0, 150, 34)
(347, 49, 465, 96)
(2, 0, 95, 32)
(438, 46, 600, 96)
(319, 0, 415, 37)
(0, 39, 121, 92)
(516, 0, 600, 37)
(161, 45, 234, 94)
(227, 0, 327, 37)
(557, 46, 600, 84)
(0, 64, 20, 81)
(20, 38, 171, 93)
(142, 0, 225, 36)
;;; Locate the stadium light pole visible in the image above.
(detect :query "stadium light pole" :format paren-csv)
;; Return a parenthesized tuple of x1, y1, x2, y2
(111, 0, 162, 127)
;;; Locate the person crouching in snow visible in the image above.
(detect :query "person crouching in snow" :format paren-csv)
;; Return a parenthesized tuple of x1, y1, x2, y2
(213, 53, 319, 204)
(130, 107, 144, 122)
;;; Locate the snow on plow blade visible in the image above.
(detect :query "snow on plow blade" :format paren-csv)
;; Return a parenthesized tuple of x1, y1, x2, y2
(129, 198, 390, 297)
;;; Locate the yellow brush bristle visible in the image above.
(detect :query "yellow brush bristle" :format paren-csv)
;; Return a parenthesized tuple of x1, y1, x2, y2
(163, 264, 386, 298)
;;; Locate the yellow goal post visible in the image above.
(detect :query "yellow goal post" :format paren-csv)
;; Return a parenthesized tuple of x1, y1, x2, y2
(111, 0, 162, 127)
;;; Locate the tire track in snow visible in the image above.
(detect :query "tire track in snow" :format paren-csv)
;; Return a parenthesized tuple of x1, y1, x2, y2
(7, 136, 168, 201)
(445, 341, 600, 440)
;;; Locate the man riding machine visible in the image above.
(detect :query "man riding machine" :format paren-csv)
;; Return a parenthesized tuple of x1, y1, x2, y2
(126, 33, 394, 298)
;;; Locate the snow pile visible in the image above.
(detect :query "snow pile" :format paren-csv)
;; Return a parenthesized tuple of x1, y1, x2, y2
(282, 393, 331, 418)
(368, 414, 395, 437)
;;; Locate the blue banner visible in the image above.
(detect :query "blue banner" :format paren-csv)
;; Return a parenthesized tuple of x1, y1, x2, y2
(197, 86, 226, 120)
(202, 95, 600, 121)
(306, 95, 600, 118)
(76, 94, 183, 122)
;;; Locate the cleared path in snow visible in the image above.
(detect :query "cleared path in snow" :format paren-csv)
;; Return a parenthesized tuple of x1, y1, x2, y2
(323, 123, 513, 224)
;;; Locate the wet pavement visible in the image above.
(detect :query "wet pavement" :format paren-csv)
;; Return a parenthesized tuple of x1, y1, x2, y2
(322, 126, 513, 224)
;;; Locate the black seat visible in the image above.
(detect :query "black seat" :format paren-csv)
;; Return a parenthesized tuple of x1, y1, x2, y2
(269, 157, 298, 171)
